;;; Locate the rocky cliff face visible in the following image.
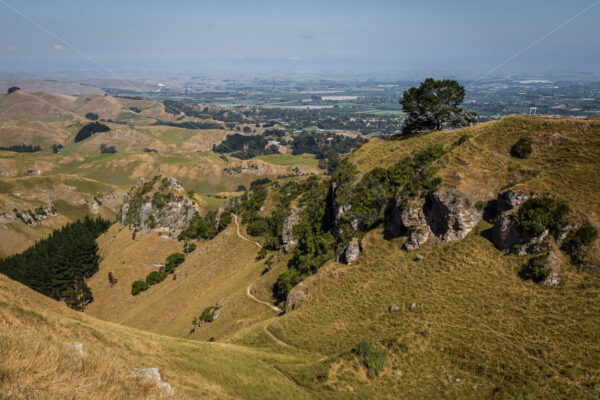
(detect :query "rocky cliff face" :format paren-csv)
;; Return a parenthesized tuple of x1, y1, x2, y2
(387, 189, 483, 251)
(120, 176, 199, 239)
(281, 206, 303, 252)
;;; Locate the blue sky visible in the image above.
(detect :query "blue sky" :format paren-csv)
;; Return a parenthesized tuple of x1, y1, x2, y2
(1, 0, 599, 76)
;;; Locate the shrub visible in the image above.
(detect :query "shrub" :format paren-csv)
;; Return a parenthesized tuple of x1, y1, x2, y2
(131, 280, 149, 295)
(354, 341, 372, 357)
(183, 243, 197, 254)
(7, 86, 20, 94)
(85, 112, 99, 121)
(100, 144, 117, 154)
(570, 223, 599, 248)
(0, 144, 42, 153)
(165, 253, 185, 273)
(108, 272, 117, 286)
(198, 306, 221, 323)
(256, 248, 267, 260)
(146, 270, 167, 285)
(247, 218, 270, 237)
(513, 197, 569, 236)
(519, 255, 550, 283)
(511, 138, 533, 158)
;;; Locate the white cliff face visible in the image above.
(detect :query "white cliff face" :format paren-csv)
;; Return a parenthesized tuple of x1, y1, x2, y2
(120, 176, 199, 239)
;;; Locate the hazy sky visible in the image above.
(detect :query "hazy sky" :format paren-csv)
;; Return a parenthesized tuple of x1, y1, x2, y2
(1, 0, 599, 76)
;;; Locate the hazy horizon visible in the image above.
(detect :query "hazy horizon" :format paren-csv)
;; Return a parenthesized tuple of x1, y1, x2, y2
(1, 0, 600, 79)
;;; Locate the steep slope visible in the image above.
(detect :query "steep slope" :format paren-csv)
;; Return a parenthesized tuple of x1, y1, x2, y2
(0, 273, 316, 399)
(226, 116, 600, 398)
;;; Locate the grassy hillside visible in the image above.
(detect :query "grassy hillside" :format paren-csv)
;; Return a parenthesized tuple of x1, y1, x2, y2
(2, 113, 600, 398)
(0, 273, 316, 399)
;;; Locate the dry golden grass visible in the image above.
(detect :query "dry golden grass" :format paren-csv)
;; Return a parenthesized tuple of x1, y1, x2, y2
(87, 223, 278, 340)
(0, 273, 316, 399)
(3, 115, 600, 399)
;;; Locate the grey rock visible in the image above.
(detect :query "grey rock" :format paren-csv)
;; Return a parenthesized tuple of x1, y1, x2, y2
(342, 237, 362, 264)
(515, 229, 552, 255)
(387, 190, 482, 251)
(540, 251, 562, 286)
(409, 302, 416, 310)
(285, 284, 309, 313)
(396, 196, 430, 251)
(426, 190, 483, 243)
(120, 176, 198, 239)
(492, 216, 520, 250)
(497, 190, 531, 213)
(389, 305, 400, 312)
(71, 342, 85, 357)
(415, 254, 424, 261)
(282, 206, 303, 252)
(493, 215, 552, 255)
(212, 310, 220, 320)
(132, 368, 172, 394)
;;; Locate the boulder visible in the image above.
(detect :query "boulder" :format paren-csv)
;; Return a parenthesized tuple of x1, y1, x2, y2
(341, 237, 362, 264)
(132, 368, 172, 394)
(389, 305, 400, 312)
(541, 251, 562, 286)
(285, 284, 309, 313)
(492, 215, 553, 255)
(492, 216, 520, 250)
(425, 190, 483, 243)
(392, 196, 430, 251)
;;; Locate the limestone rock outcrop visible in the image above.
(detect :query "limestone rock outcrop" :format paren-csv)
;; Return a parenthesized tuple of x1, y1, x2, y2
(387, 189, 483, 251)
(120, 175, 199, 239)
(341, 237, 363, 264)
(285, 284, 309, 313)
(426, 190, 484, 243)
(282, 206, 303, 252)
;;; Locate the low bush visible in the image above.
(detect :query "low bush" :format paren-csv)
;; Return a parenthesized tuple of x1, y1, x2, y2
(513, 197, 569, 236)
(256, 248, 267, 260)
(131, 280, 149, 295)
(519, 255, 550, 283)
(569, 223, 599, 248)
(183, 242, 197, 254)
(198, 305, 221, 323)
(511, 137, 533, 158)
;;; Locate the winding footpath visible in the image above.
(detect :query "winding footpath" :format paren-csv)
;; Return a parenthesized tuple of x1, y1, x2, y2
(232, 214, 262, 248)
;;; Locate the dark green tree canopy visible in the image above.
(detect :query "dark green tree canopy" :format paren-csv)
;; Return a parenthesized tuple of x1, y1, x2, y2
(399, 78, 476, 135)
